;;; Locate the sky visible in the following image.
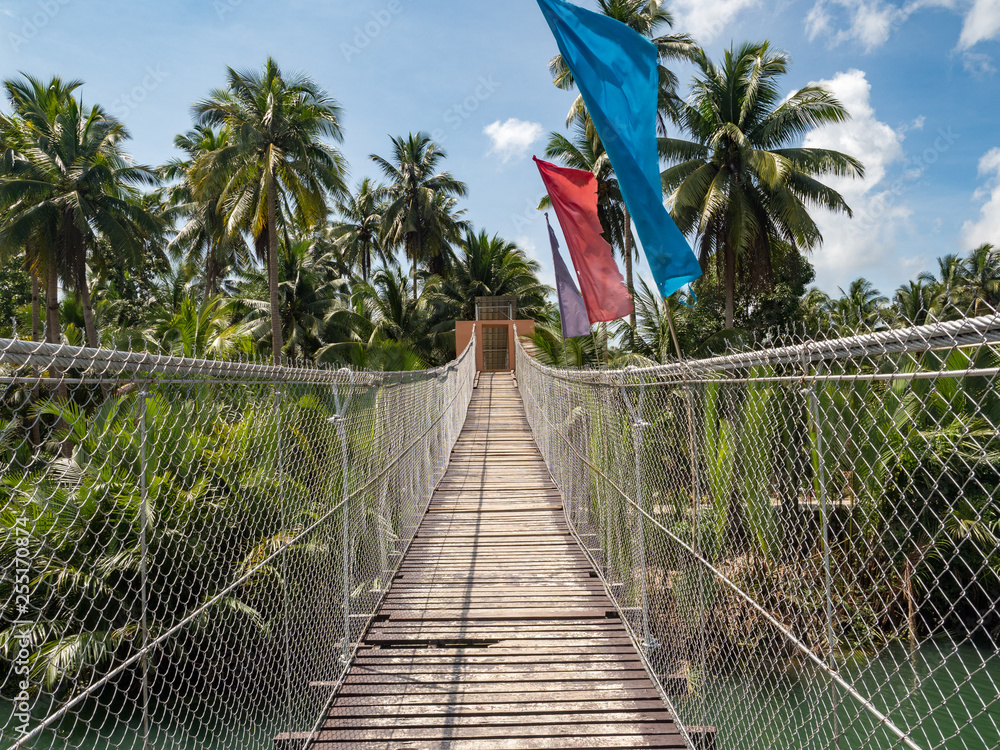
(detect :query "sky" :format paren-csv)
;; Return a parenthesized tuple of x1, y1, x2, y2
(1, 0, 999, 300)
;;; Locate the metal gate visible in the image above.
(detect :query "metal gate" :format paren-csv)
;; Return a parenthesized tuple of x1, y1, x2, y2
(482, 324, 509, 370)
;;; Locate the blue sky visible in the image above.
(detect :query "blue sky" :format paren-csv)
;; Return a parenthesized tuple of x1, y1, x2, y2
(2, 0, 998, 299)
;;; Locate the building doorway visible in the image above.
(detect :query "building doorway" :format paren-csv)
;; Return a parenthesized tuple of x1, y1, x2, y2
(482, 325, 509, 371)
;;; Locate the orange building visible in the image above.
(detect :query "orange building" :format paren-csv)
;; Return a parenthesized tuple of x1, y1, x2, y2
(455, 296, 535, 372)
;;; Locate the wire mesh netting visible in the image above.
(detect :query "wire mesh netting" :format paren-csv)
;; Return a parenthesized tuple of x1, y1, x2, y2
(0, 333, 475, 750)
(516, 316, 1000, 750)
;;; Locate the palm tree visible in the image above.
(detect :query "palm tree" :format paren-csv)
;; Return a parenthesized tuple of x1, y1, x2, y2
(330, 177, 389, 282)
(0, 106, 55, 342)
(662, 42, 864, 328)
(0, 75, 160, 348)
(193, 57, 348, 364)
(833, 278, 887, 333)
(800, 287, 834, 331)
(610, 276, 680, 364)
(440, 230, 549, 321)
(919, 253, 966, 316)
(526, 319, 601, 368)
(962, 243, 1000, 316)
(161, 125, 249, 299)
(895, 280, 936, 326)
(370, 133, 468, 295)
(236, 236, 355, 363)
(350, 267, 449, 363)
(146, 294, 253, 359)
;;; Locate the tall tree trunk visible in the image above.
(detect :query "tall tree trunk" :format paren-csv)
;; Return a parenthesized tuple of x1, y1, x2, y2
(623, 208, 636, 337)
(31, 273, 40, 342)
(79, 273, 99, 349)
(724, 240, 735, 329)
(267, 167, 284, 365)
(205, 253, 218, 301)
(407, 232, 419, 300)
(45, 266, 60, 346)
(30, 271, 41, 447)
(65, 216, 99, 348)
(44, 266, 69, 452)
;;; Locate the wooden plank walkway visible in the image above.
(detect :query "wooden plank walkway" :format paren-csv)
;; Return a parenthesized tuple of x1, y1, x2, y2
(304, 372, 686, 749)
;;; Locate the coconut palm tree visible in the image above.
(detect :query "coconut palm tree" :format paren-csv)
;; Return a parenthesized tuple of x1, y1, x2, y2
(801, 287, 834, 331)
(439, 230, 549, 322)
(833, 278, 887, 333)
(236, 236, 355, 363)
(146, 293, 254, 359)
(161, 125, 249, 299)
(349, 267, 450, 363)
(662, 42, 864, 329)
(0, 106, 57, 342)
(919, 253, 966, 317)
(962, 243, 1000, 316)
(193, 57, 349, 364)
(0, 75, 159, 348)
(526, 319, 601, 368)
(895, 280, 937, 326)
(610, 276, 680, 364)
(370, 133, 468, 295)
(330, 177, 389, 282)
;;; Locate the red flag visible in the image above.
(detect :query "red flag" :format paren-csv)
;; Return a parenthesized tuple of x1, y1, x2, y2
(534, 157, 633, 323)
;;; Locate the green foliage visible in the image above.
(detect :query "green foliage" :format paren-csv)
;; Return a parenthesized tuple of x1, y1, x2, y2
(739, 375, 782, 563)
(701, 381, 735, 561)
(0, 255, 32, 337)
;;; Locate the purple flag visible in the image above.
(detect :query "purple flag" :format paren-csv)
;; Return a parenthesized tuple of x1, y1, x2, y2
(547, 216, 591, 339)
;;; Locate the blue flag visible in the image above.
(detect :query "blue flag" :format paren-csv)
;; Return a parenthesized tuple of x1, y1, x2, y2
(535, 0, 702, 298)
(547, 215, 591, 338)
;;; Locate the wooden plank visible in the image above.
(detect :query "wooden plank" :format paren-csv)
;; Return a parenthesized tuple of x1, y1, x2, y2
(321, 711, 674, 728)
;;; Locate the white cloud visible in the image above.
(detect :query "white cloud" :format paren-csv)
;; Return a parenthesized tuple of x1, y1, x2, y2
(959, 0, 1000, 48)
(962, 50, 998, 76)
(802, 70, 914, 289)
(804, 69, 904, 195)
(961, 147, 1000, 247)
(670, 0, 760, 43)
(484, 118, 543, 163)
(805, 0, 914, 50)
(803, 0, 1000, 53)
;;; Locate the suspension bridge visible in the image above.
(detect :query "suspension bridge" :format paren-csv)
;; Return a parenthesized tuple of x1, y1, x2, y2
(275, 372, 690, 748)
(3, 316, 1000, 750)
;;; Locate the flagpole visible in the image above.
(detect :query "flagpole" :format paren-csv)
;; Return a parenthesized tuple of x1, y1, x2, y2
(664, 296, 685, 363)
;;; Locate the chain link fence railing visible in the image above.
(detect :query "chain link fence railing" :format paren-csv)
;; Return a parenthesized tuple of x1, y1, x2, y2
(1, 332, 475, 750)
(516, 316, 1000, 750)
